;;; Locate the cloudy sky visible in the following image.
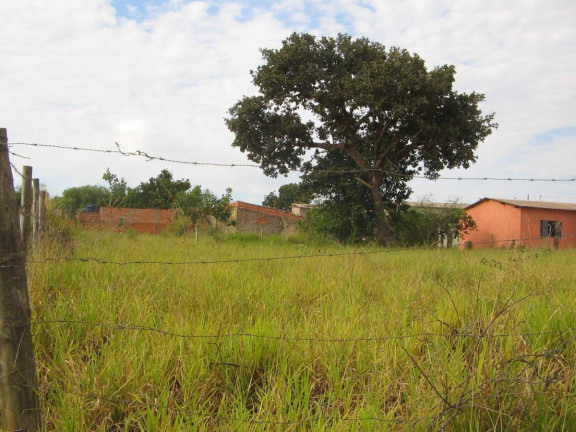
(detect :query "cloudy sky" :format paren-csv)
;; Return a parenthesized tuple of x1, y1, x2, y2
(1, 0, 574, 205)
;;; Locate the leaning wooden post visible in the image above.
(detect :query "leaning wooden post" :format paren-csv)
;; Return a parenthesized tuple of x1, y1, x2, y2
(32, 178, 40, 245)
(19, 165, 33, 250)
(0, 129, 42, 430)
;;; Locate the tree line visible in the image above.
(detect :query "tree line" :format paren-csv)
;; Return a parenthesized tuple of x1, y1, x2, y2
(53, 169, 234, 228)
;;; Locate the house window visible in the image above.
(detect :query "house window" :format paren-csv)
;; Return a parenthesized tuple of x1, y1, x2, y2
(540, 220, 562, 237)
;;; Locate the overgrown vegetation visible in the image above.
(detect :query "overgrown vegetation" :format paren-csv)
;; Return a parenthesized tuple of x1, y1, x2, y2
(52, 169, 235, 227)
(25, 229, 575, 431)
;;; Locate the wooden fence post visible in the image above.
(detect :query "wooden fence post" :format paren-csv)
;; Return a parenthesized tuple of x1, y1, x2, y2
(19, 165, 33, 249)
(39, 191, 47, 242)
(0, 128, 42, 430)
(32, 178, 40, 245)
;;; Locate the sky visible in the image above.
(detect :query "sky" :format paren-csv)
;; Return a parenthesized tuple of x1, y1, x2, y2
(1, 0, 575, 205)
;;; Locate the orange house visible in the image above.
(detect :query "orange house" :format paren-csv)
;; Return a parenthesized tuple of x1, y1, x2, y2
(460, 198, 576, 249)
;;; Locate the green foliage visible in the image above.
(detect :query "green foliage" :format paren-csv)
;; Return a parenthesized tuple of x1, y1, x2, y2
(203, 187, 235, 227)
(59, 169, 235, 234)
(389, 206, 434, 246)
(174, 186, 235, 230)
(304, 202, 374, 245)
(125, 169, 191, 209)
(102, 168, 129, 206)
(390, 198, 476, 247)
(227, 33, 496, 245)
(174, 185, 206, 225)
(262, 182, 311, 210)
(301, 158, 378, 243)
(300, 151, 410, 244)
(53, 185, 109, 217)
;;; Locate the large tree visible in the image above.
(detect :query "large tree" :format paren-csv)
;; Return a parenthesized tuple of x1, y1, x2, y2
(226, 33, 496, 246)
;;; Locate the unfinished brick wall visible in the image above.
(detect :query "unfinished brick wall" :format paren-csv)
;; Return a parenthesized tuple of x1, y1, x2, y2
(230, 202, 302, 236)
(77, 207, 175, 234)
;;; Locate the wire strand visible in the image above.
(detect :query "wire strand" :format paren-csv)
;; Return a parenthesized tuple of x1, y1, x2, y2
(8, 142, 575, 182)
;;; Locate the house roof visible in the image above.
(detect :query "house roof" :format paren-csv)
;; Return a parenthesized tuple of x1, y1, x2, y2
(230, 201, 303, 219)
(466, 198, 576, 212)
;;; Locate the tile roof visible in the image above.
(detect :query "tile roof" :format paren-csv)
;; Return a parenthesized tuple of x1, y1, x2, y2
(231, 201, 303, 219)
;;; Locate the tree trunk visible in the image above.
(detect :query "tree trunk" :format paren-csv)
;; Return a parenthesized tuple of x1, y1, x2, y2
(369, 178, 392, 247)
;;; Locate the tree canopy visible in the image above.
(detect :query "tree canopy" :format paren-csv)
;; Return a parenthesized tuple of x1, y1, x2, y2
(124, 169, 191, 210)
(226, 33, 496, 246)
(262, 183, 311, 211)
(53, 185, 110, 217)
(389, 198, 476, 247)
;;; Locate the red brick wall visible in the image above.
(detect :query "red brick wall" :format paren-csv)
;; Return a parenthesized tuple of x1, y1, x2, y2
(77, 207, 175, 234)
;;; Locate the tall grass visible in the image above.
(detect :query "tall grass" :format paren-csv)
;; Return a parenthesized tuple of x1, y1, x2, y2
(23, 229, 575, 431)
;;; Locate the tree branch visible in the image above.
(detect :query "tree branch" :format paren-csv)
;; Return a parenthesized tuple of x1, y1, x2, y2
(354, 176, 372, 188)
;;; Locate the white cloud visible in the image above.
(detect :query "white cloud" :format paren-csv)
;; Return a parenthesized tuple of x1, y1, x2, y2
(0, 0, 574, 206)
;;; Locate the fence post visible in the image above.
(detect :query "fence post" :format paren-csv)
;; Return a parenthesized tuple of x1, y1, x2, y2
(19, 165, 33, 249)
(0, 128, 42, 430)
(39, 190, 47, 242)
(32, 178, 40, 245)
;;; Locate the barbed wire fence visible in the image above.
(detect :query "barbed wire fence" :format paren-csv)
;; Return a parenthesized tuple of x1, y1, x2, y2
(1, 131, 575, 430)
(7, 141, 576, 181)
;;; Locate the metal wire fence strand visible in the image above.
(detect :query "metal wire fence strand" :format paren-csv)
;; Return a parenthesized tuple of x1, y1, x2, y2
(22, 232, 576, 267)
(25, 248, 398, 266)
(16, 319, 574, 343)
(7, 142, 260, 168)
(7, 141, 576, 181)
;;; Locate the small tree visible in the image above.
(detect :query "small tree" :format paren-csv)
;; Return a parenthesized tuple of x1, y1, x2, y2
(126, 169, 191, 209)
(175, 187, 235, 235)
(263, 183, 312, 211)
(390, 198, 476, 247)
(204, 188, 235, 228)
(53, 185, 109, 217)
(102, 168, 129, 207)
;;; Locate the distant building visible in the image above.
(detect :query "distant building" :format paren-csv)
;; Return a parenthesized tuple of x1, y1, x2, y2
(461, 198, 576, 249)
(291, 203, 314, 217)
(229, 201, 303, 236)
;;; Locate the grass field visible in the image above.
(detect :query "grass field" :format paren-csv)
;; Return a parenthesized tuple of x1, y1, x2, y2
(25, 229, 575, 431)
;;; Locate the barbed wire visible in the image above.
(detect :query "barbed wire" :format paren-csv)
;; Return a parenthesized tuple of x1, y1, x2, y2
(9, 161, 25, 178)
(15, 319, 574, 343)
(8, 142, 260, 168)
(7, 142, 575, 182)
(21, 233, 576, 267)
(26, 248, 397, 266)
